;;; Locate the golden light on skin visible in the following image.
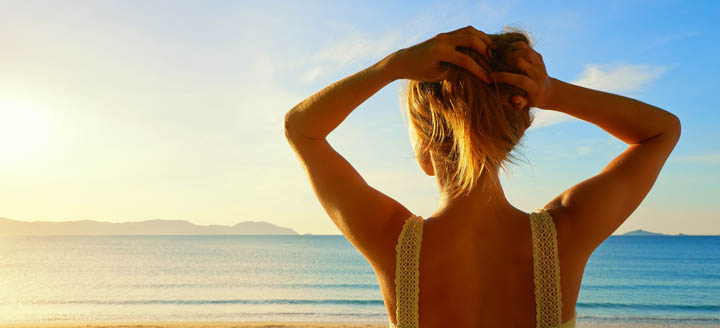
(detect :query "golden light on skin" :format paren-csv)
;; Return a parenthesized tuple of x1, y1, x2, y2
(0, 98, 55, 166)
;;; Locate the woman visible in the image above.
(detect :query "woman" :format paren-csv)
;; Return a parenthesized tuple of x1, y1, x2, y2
(284, 25, 681, 328)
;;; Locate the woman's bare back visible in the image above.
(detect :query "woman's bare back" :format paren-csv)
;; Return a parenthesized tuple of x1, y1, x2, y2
(377, 207, 586, 327)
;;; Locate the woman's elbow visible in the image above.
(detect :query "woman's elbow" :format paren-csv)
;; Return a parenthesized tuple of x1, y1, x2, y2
(667, 113, 681, 141)
(283, 110, 298, 140)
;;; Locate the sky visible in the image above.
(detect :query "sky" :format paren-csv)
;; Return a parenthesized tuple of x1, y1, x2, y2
(1, 0, 718, 235)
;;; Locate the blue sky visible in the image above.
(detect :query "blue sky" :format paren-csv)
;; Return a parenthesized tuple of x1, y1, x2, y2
(0, 0, 718, 235)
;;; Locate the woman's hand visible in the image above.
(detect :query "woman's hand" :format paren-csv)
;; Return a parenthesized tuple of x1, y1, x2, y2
(489, 41, 555, 110)
(386, 25, 493, 83)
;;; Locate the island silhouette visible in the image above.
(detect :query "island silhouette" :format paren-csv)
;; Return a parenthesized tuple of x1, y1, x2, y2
(622, 229, 690, 236)
(0, 217, 297, 235)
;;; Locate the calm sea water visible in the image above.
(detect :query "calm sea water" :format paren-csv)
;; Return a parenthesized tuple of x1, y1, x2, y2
(0, 235, 718, 325)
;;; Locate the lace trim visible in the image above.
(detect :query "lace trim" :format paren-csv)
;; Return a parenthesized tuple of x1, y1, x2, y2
(394, 215, 423, 328)
(530, 208, 564, 328)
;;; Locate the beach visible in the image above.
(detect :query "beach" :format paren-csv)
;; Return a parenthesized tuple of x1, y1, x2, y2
(2, 322, 720, 328)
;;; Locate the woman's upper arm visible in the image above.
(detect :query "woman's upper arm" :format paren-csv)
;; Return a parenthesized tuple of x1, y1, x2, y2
(286, 135, 412, 262)
(545, 119, 681, 256)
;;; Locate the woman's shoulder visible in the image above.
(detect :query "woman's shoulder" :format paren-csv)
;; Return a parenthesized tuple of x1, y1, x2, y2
(366, 208, 419, 274)
(540, 205, 592, 262)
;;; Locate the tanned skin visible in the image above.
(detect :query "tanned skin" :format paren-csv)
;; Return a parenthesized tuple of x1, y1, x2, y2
(284, 25, 680, 327)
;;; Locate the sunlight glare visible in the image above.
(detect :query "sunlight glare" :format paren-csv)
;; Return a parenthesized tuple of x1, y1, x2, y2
(0, 99, 55, 165)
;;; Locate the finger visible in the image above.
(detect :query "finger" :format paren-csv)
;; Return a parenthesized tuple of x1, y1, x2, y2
(447, 32, 492, 62)
(447, 25, 472, 34)
(511, 40, 530, 51)
(444, 50, 490, 83)
(528, 49, 546, 71)
(506, 48, 542, 75)
(489, 71, 535, 91)
(449, 26, 492, 44)
(466, 27, 492, 45)
(507, 41, 540, 65)
(514, 57, 542, 80)
(512, 44, 543, 67)
(526, 50, 543, 67)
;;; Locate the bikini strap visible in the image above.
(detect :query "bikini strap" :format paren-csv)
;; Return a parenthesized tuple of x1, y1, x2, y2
(394, 215, 424, 328)
(529, 208, 564, 328)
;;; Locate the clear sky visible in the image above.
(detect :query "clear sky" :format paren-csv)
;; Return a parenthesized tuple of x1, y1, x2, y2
(1, 1, 718, 235)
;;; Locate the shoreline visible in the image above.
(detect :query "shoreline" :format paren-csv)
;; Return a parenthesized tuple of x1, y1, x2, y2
(2, 321, 720, 328)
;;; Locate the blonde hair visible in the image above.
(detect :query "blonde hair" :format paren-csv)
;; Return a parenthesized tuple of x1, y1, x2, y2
(402, 28, 534, 200)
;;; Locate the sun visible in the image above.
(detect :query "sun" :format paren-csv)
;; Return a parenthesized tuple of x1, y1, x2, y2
(0, 98, 56, 165)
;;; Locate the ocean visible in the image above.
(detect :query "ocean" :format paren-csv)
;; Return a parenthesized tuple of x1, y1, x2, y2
(0, 234, 718, 325)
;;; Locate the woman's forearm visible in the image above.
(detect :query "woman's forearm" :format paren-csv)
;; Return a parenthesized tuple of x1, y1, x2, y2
(284, 54, 398, 140)
(544, 78, 681, 145)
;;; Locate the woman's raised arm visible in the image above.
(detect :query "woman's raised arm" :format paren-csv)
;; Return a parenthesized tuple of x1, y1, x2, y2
(493, 41, 681, 258)
(283, 26, 494, 264)
(283, 55, 397, 141)
(284, 25, 492, 140)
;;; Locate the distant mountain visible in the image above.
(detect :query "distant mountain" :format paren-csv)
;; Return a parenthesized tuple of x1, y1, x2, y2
(623, 229, 665, 236)
(0, 217, 298, 235)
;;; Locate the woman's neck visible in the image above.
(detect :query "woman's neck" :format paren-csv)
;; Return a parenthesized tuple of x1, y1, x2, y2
(433, 171, 515, 223)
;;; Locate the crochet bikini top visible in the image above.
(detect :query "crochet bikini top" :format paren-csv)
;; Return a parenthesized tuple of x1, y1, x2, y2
(388, 208, 577, 328)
